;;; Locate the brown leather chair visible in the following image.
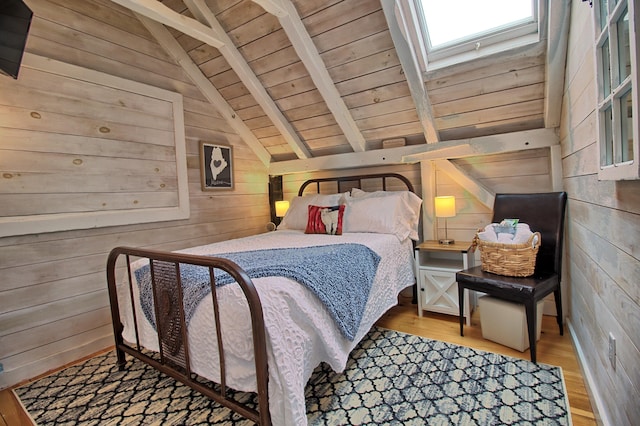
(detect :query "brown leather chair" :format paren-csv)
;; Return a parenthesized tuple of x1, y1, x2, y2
(456, 192, 567, 363)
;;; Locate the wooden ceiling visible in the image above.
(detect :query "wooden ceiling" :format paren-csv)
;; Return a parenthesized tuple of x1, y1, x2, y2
(111, 0, 566, 170)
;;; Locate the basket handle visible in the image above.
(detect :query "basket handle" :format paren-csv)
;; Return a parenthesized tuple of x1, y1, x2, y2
(529, 231, 542, 249)
(471, 229, 483, 251)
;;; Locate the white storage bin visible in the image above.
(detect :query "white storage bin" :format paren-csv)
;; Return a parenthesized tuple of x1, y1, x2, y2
(478, 296, 544, 352)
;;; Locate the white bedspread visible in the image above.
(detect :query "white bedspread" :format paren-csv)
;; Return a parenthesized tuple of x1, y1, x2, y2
(116, 230, 415, 425)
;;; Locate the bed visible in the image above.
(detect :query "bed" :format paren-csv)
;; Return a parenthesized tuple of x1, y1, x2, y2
(106, 173, 421, 425)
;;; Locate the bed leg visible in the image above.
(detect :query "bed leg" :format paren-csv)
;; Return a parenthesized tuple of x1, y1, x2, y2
(115, 348, 126, 370)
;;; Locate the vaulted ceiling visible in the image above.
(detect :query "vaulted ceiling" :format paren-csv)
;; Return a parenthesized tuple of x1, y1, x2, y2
(110, 0, 569, 173)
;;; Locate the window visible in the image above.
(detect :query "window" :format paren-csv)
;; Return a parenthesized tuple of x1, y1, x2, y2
(593, 0, 639, 180)
(410, 0, 540, 71)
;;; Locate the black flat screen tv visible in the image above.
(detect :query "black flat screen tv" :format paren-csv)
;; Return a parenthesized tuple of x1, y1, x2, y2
(0, 0, 32, 79)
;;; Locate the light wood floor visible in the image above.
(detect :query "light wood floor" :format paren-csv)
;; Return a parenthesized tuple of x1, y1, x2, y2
(0, 390, 33, 426)
(1, 302, 597, 425)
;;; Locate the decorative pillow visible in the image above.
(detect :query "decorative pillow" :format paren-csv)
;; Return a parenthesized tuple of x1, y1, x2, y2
(278, 193, 347, 230)
(342, 191, 422, 241)
(305, 205, 345, 235)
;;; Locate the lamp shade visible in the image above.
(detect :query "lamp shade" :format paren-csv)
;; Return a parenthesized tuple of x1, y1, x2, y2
(275, 200, 290, 217)
(434, 196, 456, 218)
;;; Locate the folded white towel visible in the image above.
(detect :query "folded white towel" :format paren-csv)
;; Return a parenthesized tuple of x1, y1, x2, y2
(512, 231, 532, 244)
(477, 229, 498, 242)
(478, 222, 537, 247)
(497, 233, 514, 243)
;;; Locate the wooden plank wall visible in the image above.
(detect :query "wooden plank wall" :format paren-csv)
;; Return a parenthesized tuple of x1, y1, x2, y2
(0, 0, 269, 389)
(0, 54, 190, 236)
(438, 148, 552, 244)
(560, 1, 640, 424)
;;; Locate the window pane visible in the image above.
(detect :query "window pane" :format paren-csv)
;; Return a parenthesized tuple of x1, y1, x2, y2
(617, 9, 631, 82)
(601, 38, 611, 97)
(602, 106, 614, 166)
(594, 0, 638, 180)
(598, 0, 609, 31)
(619, 89, 633, 163)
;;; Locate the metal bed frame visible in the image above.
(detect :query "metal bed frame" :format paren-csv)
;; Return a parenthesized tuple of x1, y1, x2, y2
(106, 172, 415, 425)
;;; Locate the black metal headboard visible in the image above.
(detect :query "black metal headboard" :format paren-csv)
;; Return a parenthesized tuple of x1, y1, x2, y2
(297, 173, 415, 196)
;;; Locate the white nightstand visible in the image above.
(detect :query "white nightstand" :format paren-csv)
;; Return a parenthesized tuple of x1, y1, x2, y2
(414, 240, 475, 325)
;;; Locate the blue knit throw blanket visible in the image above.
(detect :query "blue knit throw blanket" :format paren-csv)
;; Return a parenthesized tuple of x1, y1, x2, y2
(134, 243, 381, 341)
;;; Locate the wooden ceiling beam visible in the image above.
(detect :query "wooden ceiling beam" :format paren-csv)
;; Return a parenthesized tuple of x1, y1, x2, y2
(268, 144, 430, 175)
(137, 15, 272, 166)
(545, 0, 571, 128)
(184, 0, 311, 159)
(401, 128, 559, 163)
(435, 159, 495, 209)
(269, 128, 557, 174)
(109, 0, 224, 48)
(254, 0, 367, 152)
(382, 0, 439, 144)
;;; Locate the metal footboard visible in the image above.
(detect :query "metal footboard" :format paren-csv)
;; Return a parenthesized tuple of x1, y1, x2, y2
(106, 246, 271, 425)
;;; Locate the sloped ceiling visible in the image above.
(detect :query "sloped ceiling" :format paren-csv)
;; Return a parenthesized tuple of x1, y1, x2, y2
(109, 0, 569, 173)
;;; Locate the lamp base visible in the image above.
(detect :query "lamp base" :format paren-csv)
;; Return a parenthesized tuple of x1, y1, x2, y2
(438, 238, 455, 245)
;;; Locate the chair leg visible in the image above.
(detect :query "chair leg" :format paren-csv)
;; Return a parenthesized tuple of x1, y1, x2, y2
(458, 285, 465, 336)
(525, 301, 537, 364)
(554, 287, 564, 335)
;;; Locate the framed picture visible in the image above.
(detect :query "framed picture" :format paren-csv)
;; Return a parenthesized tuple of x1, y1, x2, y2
(199, 142, 233, 190)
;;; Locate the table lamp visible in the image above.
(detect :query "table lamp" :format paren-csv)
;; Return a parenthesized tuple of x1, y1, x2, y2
(435, 196, 456, 244)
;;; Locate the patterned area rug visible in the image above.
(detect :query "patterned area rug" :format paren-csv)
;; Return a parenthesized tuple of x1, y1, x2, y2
(16, 327, 571, 425)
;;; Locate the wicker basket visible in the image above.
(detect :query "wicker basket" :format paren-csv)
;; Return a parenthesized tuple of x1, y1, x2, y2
(473, 231, 541, 277)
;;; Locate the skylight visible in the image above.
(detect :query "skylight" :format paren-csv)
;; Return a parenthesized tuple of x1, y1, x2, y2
(410, 0, 540, 71)
(420, 0, 534, 49)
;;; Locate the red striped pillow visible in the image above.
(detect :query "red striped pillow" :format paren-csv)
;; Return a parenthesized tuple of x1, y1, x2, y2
(305, 205, 345, 235)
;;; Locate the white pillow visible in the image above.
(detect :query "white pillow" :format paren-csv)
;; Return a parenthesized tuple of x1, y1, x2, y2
(349, 189, 422, 237)
(350, 187, 370, 198)
(342, 191, 422, 241)
(351, 188, 418, 203)
(278, 193, 346, 230)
